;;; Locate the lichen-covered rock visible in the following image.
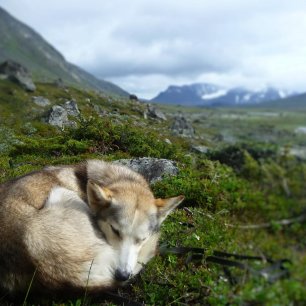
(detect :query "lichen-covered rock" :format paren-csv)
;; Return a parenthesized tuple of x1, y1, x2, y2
(114, 157, 179, 184)
(63, 100, 80, 116)
(191, 145, 209, 154)
(32, 96, 50, 107)
(144, 104, 167, 121)
(129, 94, 138, 101)
(0, 60, 36, 91)
(171, 114, 195, 137)
(47, 105, 69, 128)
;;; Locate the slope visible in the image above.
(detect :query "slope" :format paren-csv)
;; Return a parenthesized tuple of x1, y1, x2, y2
(0, 7, 128, 96)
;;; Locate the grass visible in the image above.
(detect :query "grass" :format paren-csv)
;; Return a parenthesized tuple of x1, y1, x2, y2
(0, 79, 306, 305)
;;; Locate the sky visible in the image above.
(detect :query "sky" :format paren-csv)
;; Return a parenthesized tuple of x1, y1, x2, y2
(1, 0, 306, 98)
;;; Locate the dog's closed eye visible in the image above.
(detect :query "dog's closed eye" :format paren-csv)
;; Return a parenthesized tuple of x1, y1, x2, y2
(110, 224, 121, 237)
(135, 237, 147, 244)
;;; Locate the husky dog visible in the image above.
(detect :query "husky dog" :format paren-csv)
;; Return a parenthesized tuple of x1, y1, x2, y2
(0, 160, 184, 294)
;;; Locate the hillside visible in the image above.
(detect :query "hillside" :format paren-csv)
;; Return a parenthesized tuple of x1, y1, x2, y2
(0, 77, 306, 305)
(0, 7, 128, 96)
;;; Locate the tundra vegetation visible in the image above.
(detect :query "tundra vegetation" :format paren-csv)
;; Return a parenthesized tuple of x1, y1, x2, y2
(0, 79, 306, 305)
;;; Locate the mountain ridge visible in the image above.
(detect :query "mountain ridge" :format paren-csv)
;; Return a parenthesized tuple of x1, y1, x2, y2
(151, 83, 296, 106)
(0, 7, 128, 96)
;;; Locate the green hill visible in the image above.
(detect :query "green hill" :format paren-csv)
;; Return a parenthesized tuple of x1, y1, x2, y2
(0, 78, 305, 305)
(0, 7, 128, 96)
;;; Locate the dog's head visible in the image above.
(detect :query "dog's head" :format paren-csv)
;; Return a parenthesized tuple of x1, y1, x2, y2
(87, 179, 184, 282)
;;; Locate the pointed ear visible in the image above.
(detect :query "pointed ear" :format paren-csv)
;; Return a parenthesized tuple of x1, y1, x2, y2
(155, 195, 184, 224)
(87, 179, 113, 214)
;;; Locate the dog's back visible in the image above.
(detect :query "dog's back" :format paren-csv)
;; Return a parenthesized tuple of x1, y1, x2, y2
(0, 159, 183, 295)
(0, 160, 149, 293)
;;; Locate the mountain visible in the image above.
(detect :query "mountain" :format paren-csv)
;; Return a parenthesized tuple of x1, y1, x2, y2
(151, 83, 294, 106)
(151, 83, 221, 106)
(0, 7, 128, 96)
(251, 92, 306, 110)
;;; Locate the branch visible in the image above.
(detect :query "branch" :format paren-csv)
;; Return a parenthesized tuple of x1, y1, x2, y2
(225, 213, 306, 229)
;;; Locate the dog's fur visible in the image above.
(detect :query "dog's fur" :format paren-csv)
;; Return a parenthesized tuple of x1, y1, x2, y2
(0, 159, 183, 294)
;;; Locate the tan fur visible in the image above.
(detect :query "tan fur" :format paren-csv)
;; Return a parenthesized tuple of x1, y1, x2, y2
(0, 159, 184, 295)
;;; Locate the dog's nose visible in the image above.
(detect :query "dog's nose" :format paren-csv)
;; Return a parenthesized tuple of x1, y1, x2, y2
(114, 269, 131, 282)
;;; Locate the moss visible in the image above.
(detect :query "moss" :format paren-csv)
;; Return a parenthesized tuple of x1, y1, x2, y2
(0, 80, 306, 305)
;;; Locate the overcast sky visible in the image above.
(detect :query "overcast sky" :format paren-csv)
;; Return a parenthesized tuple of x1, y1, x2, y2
(1, 0, 306, 98)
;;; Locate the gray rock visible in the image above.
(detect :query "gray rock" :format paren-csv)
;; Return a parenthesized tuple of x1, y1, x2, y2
(144, 104, 167, 121)
(171, 114, 195, 137)
(295, 126, 306, 134)
(63, 99, 80, 116)
(32, 96, 50, 107)
(129, 94, 138, 101)
(47, 105, 69, 128)
(191, 145, 209, 154)
(0, 60, 36, 91)
(93, 104, 108, 116)
(114, 157, 179, 184)
(54, 78, 66, 88)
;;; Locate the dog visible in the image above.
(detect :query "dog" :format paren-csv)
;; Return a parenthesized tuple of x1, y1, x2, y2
(0, 159, 184, 294)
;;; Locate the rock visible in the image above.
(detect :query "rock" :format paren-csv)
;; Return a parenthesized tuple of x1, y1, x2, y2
(191, 145, 209, 154)
(295, 126, 306, 134)
(93, 104, 108, 116)
(114, 157, 179, 184)
(47, 105, 69, 128)
(0, 60, 36, 91)
(164, 138, 172, 145)
(32, 96, 50, 107)
(54, 78, 66, 88)
(171, 114, 195, 137)
(144, 104, 167, 121)
(129, 94, 138, 101)
(46, 100, 80, 128)
(63, 99, 80, 116)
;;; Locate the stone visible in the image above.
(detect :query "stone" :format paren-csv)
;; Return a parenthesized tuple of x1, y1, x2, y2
(129, 94, 138, 101)
(144, 104, 167, 121)
(54, 78, 66, 88)
(32, 96, 50, 107)
(295, 126, 306, 134)
(63, 99, 80, 116)
(114, 157, 179, 184)
(171, 114, 195, 137)
(191, 145, 209, 154)
(47, 105, 69, 129)
(0, 60, 36, 91)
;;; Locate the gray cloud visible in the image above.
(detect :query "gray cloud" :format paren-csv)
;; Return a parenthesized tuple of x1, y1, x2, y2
(1, 0, 306, 98)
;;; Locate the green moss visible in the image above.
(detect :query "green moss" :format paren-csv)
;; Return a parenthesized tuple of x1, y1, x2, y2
(0, 80, 306, 305)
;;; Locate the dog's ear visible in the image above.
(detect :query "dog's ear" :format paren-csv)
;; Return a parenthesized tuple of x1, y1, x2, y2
(87, 179, 113, 214)
(155, 195, 184, 224)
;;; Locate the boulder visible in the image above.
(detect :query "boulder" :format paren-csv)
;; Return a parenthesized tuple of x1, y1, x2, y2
(0, 60, 36, 91)
(129, 94, 138, 101)
(114, 157, 179, 184)
(47, 105, 69, 129)
(191, 145, 209, 154)
(54, 78, 66, 88)
(63, 99, 80, 116)
(171, 114, 195, 137)
(93, 104, 108, 116)
(144, 104, 167, 121)
(32, 96, 50, 107)
(295, 126, 306, 134)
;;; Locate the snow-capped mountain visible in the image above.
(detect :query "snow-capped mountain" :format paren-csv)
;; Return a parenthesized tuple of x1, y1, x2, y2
(151, 83, 294, 106)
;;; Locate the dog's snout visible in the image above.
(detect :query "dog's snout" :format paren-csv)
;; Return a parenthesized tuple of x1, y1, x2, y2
(114, 269, 131, 282)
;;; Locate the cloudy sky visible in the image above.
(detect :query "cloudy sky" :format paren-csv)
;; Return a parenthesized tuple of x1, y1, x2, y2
(1, 0, 306, 98)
